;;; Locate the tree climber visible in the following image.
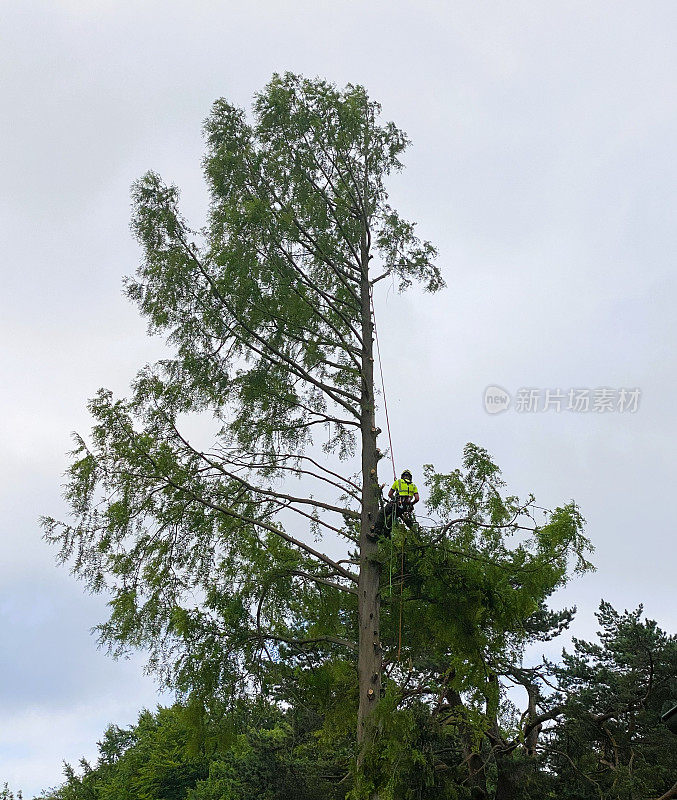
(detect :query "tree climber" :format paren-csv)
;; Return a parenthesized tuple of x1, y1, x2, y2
(389, 468, 419, 521)
(372, 469, 419, 538)
(389, 469, 420, 504)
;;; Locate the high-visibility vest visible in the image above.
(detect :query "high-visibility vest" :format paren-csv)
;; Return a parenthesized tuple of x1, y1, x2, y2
(391, 479, 418, 498)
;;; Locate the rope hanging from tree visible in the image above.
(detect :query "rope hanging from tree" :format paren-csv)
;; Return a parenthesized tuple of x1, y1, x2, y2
(370, 288, 397, 483)
(371, 287, 407, 662)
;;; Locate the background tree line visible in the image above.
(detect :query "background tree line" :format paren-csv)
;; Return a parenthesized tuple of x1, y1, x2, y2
(19, 600, 676, 800)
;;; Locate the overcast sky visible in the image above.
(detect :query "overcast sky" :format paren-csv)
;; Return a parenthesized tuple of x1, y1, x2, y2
(2, 1, 676, 795)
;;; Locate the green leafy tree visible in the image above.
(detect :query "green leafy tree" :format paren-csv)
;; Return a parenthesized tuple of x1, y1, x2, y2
(40, 699, 350, 800)
(35, 601, 677, 800)
(43, 73, 441, 775)
(431, 600, 677, 800)
(346, 444, 593, 799)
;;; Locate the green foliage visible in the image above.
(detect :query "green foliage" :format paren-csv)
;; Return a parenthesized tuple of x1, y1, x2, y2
(38, 597, 677, 800)
(546, 603, 677, 800)
(45, 73, 664, 800)
(127, 71, 441, 456)
(379, 445, 593, 701)
(40, 700, 350, 800)
(42, 73, 442, 705)
(350, 697, 469, 800)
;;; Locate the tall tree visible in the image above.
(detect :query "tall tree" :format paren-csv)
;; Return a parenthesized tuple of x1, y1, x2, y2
(44, 73, 442, 767)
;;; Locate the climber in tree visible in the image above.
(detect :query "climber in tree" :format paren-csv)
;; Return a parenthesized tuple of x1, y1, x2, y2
(389, 469, 419, 510)
(373, 469, 419, 538)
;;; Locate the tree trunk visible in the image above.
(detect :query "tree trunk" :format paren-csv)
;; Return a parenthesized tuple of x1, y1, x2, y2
(357, 232, 381, 746)
(444, 685, 489, 799)
(494, 756, 533, 800)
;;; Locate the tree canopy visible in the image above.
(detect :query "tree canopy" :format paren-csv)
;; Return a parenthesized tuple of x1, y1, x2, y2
(44, 75, 443, 746)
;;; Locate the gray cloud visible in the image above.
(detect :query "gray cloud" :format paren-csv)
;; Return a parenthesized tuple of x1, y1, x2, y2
(2, 1, 676, 794)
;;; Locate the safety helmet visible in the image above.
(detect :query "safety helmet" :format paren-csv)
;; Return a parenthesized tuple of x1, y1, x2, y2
(401, 469, 412, 480)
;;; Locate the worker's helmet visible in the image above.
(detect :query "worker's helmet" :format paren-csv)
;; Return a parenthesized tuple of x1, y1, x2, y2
(401, 469, 413, 481)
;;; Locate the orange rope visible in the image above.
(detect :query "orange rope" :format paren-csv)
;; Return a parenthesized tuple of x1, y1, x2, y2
(397, 534, 405, 661)
(370, 288, 405, 660)
(370, 289, 396, 482)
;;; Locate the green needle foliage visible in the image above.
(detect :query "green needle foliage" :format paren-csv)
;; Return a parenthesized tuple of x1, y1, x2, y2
(545, 603, 677, 800)
(42, 74, 605, 798)
(43, 72, 440, 704)
(353, 443, 594, 798)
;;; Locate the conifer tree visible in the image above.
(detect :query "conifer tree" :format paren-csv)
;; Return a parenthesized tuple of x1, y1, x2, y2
(44, 73, 442, 759)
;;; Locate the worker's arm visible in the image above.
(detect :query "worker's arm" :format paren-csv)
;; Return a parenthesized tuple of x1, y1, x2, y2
(412, 491, 420, 505)
(388, 486, 396, 500)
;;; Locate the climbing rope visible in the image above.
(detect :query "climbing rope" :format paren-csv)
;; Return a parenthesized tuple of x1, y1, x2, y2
(389, 503, 395, 597)
(370, 288, 406, 661)
(397, 530, 405, 661)
(370, 288, 397, 482)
